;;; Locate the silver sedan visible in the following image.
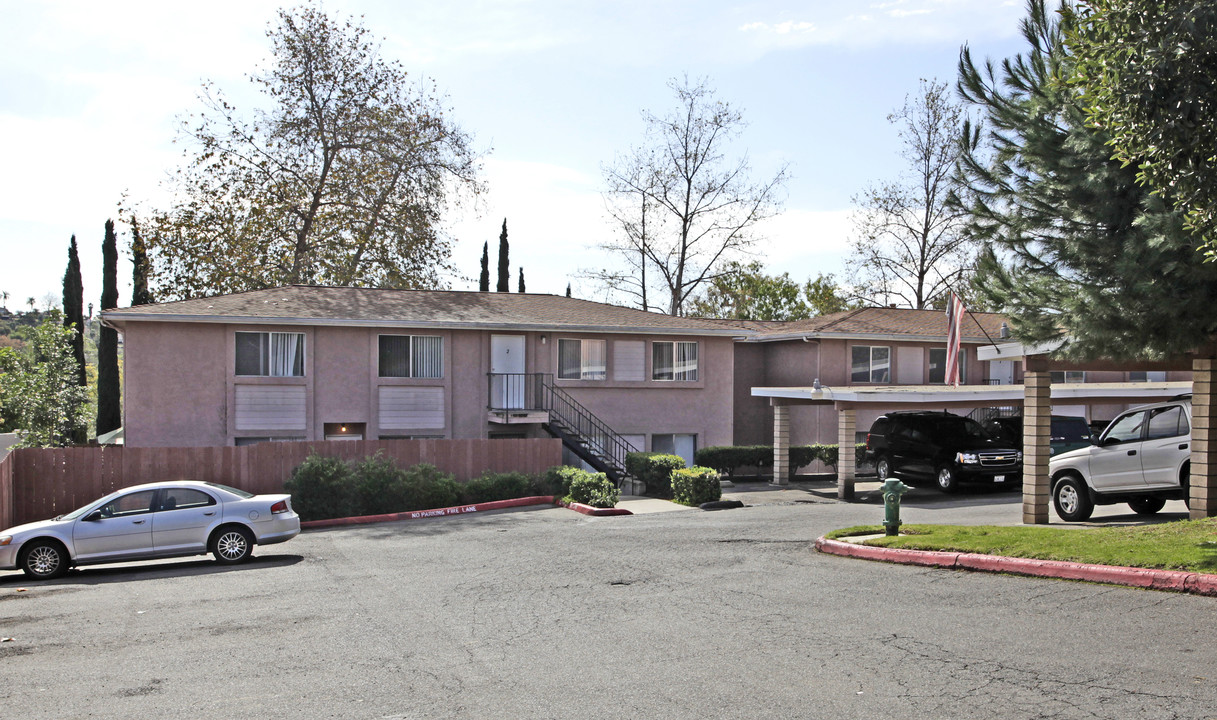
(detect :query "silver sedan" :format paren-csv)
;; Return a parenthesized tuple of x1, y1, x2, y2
(0, 481, 300, 579)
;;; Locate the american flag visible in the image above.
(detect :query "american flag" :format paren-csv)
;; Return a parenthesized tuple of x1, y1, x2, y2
(945, 292, 965, 387)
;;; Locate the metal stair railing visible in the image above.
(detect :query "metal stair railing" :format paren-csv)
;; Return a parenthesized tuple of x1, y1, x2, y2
(485, 373, 632, 485)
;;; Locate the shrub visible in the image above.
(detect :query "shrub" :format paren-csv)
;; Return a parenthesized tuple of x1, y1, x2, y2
(671, 466, 721, 506)
(695, 446, 770, 476)
(352, 452, 409, 516)
(536, 465, 584, 498)
(790, 446, 817, 473)
(565, 470, 620, 508)
(461, 471, 533, 504)
(625, 452, 686, 498)
(400, 463, 461, 510)
(285, 453, 356, 521)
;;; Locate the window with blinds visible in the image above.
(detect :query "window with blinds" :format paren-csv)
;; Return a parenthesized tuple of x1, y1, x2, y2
(235, 332, 305, 377)
(378, 335, 444, 378)
(652, 341, 698, 381)
(557, 339, 606, 380)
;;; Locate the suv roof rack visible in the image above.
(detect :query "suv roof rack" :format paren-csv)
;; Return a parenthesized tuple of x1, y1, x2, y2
(1169, 393, 1193, 401)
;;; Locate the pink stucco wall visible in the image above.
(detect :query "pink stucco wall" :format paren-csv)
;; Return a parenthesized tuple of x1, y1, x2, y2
(120, 322, 735, 452)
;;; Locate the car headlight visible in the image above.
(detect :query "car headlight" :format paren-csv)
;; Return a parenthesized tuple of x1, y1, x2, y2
(957, 452, 980, 465)
(0, 536, 11, 546)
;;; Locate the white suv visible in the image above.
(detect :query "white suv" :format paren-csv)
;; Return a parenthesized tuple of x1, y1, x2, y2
(1048, 397, 1191, 521)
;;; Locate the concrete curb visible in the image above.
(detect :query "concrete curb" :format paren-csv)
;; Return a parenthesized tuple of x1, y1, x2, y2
(300, 495, 633, 529)
(815, 536, 1217, 597)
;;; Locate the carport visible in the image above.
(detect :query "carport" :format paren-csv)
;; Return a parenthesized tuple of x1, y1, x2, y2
(752, 344, 1211, 524)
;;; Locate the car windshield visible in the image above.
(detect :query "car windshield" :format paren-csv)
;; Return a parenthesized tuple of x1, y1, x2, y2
(929, 417, 987, 442)
(205, 482, 254, 499)
(57, 497, 109, 521)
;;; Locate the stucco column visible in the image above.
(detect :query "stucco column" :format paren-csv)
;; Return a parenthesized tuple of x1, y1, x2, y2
(1022, 356, 1051, 524)
(837, 406, 856, 501)
(1190, 357, 1217, 518)
(772, 404, 789, 486)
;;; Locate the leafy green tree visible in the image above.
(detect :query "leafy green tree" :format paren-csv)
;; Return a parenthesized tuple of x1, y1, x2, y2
(0, 312, 90, 447)
(97, 220, 121, 436)
(1065, 0, 1217, 246)
(804, 273, 859, 317)
(136, 6, 483, 299)
(496, 219, 510, 292)
(687, 262, 857, 321)
(597, 76, 789, 315)
(956, 0, 1217, 361)
(849, 79, 976, 309)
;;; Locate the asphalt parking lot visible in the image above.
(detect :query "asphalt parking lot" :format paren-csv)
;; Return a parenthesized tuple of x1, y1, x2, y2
(2, 484, 1212, 719)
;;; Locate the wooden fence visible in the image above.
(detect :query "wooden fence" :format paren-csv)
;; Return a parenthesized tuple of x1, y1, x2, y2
(0, 438, 563, 529)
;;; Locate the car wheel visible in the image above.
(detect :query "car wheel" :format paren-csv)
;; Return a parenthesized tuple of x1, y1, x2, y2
(1128, 497, 1166, 516)
(211, 526, 254, 565)
(875, 456, 892, 482)
(935, 466, 960, 494)
(1052, 475, 1094, 522)
(19, 540, 69, 580)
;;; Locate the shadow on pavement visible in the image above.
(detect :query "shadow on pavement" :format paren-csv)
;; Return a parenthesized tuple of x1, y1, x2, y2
(0, 553, 304, 587)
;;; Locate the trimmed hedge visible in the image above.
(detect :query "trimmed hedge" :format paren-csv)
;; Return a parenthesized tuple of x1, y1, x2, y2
(625, 452, 686, 498)
(672, 466, 722, 506)
(694, 443, 870, 477)
(286, 452, 576, 521)
(565, 469, 620, 508)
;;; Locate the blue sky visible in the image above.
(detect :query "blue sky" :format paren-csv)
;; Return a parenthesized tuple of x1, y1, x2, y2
(0, 0, 1030, 311)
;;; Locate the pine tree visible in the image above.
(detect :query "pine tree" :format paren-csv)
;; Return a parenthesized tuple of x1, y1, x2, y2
(97, 220, 121, 436)
(517, 267, 525, 293)
(130, 219, 154, 306)
(479, 241, 490, 292)
(956, 0, 1217, 361)
(496, 219, 509, 292)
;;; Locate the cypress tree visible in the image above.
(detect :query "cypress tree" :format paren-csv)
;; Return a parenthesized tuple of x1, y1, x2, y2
(130, 219, 154, 306)
(97, 220, 121, 435)
(479, 241, 490, 292)
(518, 267, 525, 293)
(956, 0, 1217, 361)
(61, 235, 86, 388)
(496, 219, 509, 292)
(62, 235, 87, 444)
(565, 283, 572, 298)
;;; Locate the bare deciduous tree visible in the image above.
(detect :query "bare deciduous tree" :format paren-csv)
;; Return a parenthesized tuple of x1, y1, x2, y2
(588, 77, 788, 316)
(848, 79, 975, 309)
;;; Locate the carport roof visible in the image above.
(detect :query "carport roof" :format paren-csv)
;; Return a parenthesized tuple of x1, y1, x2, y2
(751, 381, 1192, 408)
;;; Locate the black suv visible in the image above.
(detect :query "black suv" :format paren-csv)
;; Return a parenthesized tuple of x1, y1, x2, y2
(866, 411, 1022, 493)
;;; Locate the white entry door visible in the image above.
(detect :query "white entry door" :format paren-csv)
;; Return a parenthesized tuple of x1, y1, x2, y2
(490, 335, 526, 409)
(990, 360, 1014, 385)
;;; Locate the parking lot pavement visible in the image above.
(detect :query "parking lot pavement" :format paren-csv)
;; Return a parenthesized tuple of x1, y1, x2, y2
(2, 495, 1215, 720)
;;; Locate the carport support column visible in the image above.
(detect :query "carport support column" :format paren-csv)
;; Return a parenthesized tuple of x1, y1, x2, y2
(1190, 357, 1217, 519)
(1022, 356, 1051, 525)
(837, 407, 856, 501)
(772, 403, 790, 486)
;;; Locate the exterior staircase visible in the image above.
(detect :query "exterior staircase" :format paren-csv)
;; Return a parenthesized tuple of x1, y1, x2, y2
(488, 373, 633, 486)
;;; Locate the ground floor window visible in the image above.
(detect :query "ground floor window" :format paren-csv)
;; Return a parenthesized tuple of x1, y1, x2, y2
(652, 433, 696, 468)
(234, 436, 305, 446)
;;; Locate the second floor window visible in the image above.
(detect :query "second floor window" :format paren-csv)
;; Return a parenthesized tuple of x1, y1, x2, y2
(236, 332, 304, 377)
(851, 345, 890, 383)
(558, 339, 606, 380)
(379, 335, 443, 378)
(653, 341, 698, 381)
(1050, 370, 1086, 383)
(928, 348, 966, 384)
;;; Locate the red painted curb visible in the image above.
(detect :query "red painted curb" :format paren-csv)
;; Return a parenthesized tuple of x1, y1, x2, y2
(815, 536, 1217, 597)
(560, 501, 633, 517)
(301, 496, 558, 529)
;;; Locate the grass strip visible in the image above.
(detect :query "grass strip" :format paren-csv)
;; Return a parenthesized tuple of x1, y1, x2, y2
(826, 518, 1217, 574)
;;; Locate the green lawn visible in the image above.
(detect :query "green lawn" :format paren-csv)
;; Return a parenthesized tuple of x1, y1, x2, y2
(826, 518, 1217, 573)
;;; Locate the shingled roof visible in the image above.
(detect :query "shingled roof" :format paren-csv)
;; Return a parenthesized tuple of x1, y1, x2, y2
(102, 285, 746, 336)
(745, 306, 1007, 343)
